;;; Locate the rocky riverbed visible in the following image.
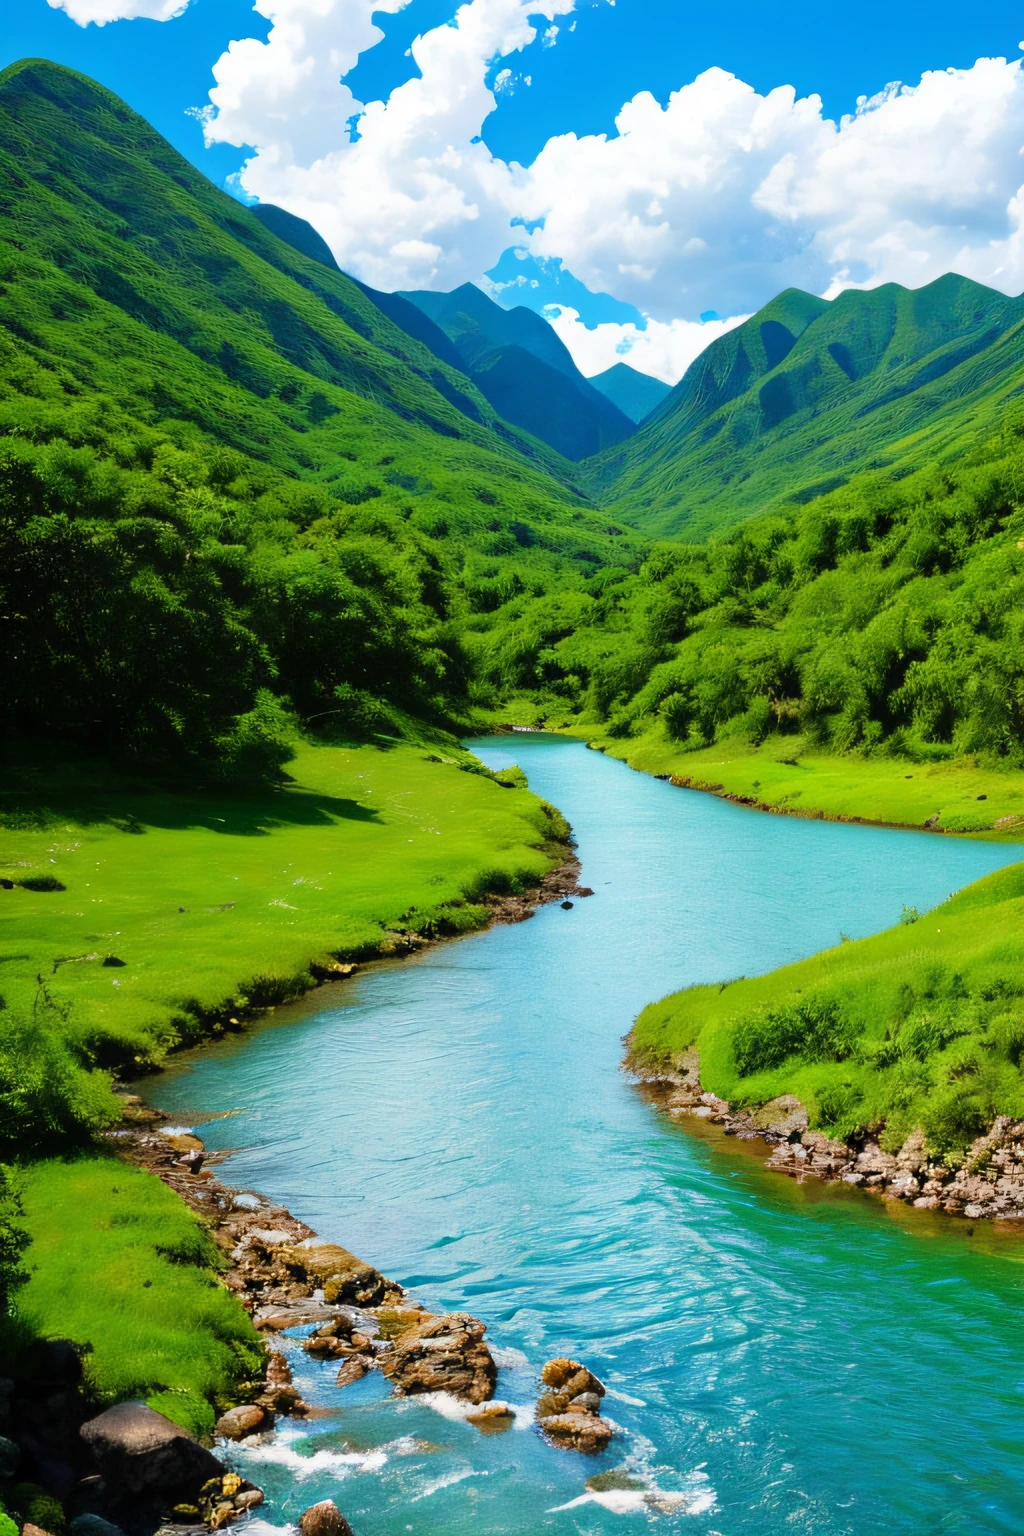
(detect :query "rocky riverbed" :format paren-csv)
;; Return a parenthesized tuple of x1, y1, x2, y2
(636, 1048, 1024, 1223)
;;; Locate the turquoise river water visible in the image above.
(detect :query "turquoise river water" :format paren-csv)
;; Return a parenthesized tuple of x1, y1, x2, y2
(150, 736, 1024, 1535)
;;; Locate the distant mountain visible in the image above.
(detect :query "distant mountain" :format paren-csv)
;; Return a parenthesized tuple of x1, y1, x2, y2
(398, 283, 635, 461)
(585, 276, 1024, 539)
(588, 362, 672, 424)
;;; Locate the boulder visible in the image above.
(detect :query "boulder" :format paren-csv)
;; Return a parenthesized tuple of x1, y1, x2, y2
(538, 1412, 614, 1454)
(749, 1095, 808, 1137)
(280, 1242, 387, 1307)
(299, 1501, 354, 1536)
(381, 1312, 496, 1404)
(335, 1357, 370, 1389)
(69, 1519, 126, 1536)
(79, 1402, 225, 1500)
(465, 1400, 515, 1433)
(0, 1433, 18, 1478)
(214, 1403, 268, 1440)
(536, 1358, 605, 1418)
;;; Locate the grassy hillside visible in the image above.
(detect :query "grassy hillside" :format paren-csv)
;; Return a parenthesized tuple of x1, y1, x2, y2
(588, 361, 672, 425)
(13, 1155, 263, 1438)
(587, 276, 1024, 539)
(0, 58, 645, 768)
(399, 282, 635, 461)
(0, 738, 568, 1125)
(630, 863, 1024, 1159)
(482, 417, 1024, 781)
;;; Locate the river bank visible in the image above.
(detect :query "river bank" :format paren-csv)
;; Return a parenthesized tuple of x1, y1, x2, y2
(633, 1058, 1024, 1225)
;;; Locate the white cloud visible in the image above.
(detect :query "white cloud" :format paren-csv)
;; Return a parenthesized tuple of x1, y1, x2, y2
(202, 0, 573, 291)
(543, 305, 747, 383)
(50, 0, 1024, 385)
(522, 57, 1024, 320)
(47, 0, 190, 21)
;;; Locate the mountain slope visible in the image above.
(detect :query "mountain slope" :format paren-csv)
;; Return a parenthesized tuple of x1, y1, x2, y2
(398, 282, 635, 461)
(587, 276, 1024, 539)
(0, 58, 646, 764)
(588, 362, 672, 424)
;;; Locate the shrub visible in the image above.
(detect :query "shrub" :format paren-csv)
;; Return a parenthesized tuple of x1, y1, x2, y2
(732, 995, 855, 1076)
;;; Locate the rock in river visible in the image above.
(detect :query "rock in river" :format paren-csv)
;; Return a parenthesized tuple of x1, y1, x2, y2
(214, 1403, 268, 1441)
(536, 1358, 615, 1454)
(299, 1501, 354, 1536)
(381, 1311, 497, 1403)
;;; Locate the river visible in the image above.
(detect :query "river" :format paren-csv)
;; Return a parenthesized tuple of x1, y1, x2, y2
(149, 735, 1024, 1535)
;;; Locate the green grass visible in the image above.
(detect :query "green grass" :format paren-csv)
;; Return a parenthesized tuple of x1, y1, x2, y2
(630, 863, 1024, 1160)
(12, 1154, 263, 1437)
(0, 738, 566, 1077)
(573, 727, 1024, 837)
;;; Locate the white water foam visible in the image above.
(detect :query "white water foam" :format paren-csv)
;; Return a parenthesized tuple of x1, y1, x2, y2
(490, 1345, 530, 1370)
(234, 1437, 388, 1480)
(605, 1388, 648, 1408)
(409, 1467, 489, 1502)
(549, 1484, 716, 1517)
(408, 1390, 534, 1428)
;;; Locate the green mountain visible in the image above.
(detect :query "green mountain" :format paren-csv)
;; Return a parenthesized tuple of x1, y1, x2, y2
(587, 277, 1024, 539)
(588, 361, 672, 424)
(250, 203, 472, 377)
(0, 58, 644, 766)
(398, 282, 635, 461)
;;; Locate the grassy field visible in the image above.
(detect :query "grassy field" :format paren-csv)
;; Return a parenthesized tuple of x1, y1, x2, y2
(0, 736, 566, 1443)
(0, 738, 566, 1078)
(569, 725, 1024, 838)
(12, 1155, 263, 1438)
(630, 862, 1024, 1158)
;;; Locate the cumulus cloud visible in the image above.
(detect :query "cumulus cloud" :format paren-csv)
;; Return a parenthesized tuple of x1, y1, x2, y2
(202, 0, 573, 291)
(49, 0, 1024, 383)
(543, 305, 747, 383)
(523, 56, 1024, 321)
(47, 0, 190, 22)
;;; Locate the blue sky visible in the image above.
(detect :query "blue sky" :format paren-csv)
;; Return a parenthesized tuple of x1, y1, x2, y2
(7, 0, 1024, 380)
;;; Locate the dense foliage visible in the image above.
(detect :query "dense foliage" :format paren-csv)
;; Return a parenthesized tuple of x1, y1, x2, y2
(0, 1167, 27, 1323)
(477, 421, 1024, 764)
(0, 59, 643, 770)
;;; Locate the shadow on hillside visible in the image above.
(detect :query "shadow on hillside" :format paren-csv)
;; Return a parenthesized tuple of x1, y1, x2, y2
(0, 749, 384, 838)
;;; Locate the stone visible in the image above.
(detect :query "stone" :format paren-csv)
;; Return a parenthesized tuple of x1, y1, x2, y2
(215, 1404, 267, 1441)
(466, 1400, 515, 1429)
(299, 1500, 354, 1536)
(69, 1519, 126, 1536)
(381, 1312, 496, 1404)
(335, 1357, 370, 1389)
(280, 1242, 387, 1307)
(748, 1095, 809, 1137)
(0, 1433, 18, 1478)
(234, 1490, 265, 1511)
(79, 1402, 225, 1500)
(24, 1526, 57, 1536)
(569, 1392, 603, 1413)
(537, 1412, 615, 1454)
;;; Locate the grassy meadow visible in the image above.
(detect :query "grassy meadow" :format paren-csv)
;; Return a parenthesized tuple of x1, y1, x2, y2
(630, 862, 1024, 1158)
(574, 727, 1024, 836)
(12, 1156, 263, 1438)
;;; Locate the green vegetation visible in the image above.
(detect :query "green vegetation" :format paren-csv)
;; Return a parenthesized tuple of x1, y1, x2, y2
(630, 863, 1024, 1159)
(586, 277, 1024, 539)
(0, 738, 568, 1141)
(0, 58, 643, 771)
(13, 1156, 264, 1436)
(483, 419, 1024, 784)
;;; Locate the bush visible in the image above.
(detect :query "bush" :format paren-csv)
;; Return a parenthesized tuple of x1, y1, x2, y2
(732, 995, 855, 1077)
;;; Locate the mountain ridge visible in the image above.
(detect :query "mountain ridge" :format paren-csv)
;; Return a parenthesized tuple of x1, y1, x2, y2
(585, 274, 1024, 539)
